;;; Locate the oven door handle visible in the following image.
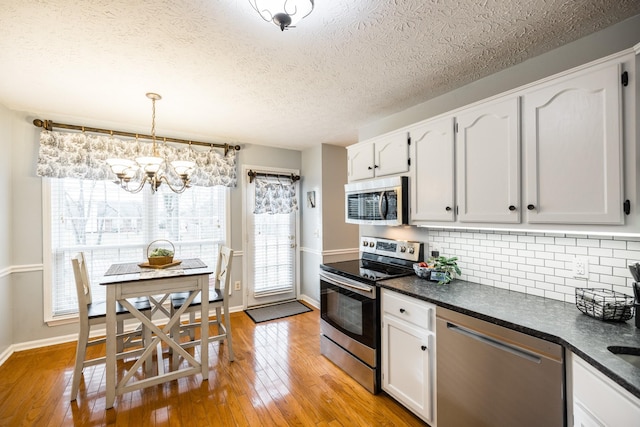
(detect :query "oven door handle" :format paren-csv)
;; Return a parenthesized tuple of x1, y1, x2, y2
(320, 271, 375, 295)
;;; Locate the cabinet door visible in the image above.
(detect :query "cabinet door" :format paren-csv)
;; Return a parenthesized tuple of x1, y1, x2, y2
(374, 131, 410, 177)
(381, 315, 433, 424)
(347, 142, 375, 181)
(411, 117, 455, 222)
(523, 63, 623, 224)
(571, 353, 640, 426)
(456, 97, 520, 223)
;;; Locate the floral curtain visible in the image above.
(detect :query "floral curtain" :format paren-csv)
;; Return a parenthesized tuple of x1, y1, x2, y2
(253, 176, 298, 214)
(36, 130, 237, 187)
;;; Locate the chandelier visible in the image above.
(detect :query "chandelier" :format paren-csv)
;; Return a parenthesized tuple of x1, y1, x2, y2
(106, 93, 195, 194)
(248, 0, 315, 31)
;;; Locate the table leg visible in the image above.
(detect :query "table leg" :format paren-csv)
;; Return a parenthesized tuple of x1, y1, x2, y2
(200, 276, 209, 381)
(106, 286, 116, 409)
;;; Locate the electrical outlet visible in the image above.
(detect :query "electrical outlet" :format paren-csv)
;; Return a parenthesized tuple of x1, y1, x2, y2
(234, 281, 241, 291)
(572, 256, 589, 279)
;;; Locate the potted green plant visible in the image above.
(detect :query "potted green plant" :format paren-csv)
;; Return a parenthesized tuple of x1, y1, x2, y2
(430, 256, 461, 284)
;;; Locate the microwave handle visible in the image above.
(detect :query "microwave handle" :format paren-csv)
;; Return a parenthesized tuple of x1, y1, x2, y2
(379, 191, 388, 219)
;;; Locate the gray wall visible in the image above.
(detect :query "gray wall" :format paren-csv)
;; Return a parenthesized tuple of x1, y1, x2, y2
(300, 145, 322, 303)
(321, 144, 358, 253)
(360, 14, 640, 140)
(0, 103, 13, 354)
(300, 144, 359, 305)
(4, 107, 301, 346)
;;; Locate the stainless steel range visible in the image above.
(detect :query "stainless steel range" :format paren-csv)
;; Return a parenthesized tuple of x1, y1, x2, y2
(319, 236, 424, 393)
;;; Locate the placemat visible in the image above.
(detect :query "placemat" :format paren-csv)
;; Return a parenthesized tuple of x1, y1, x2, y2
(104, 258, 207, 276)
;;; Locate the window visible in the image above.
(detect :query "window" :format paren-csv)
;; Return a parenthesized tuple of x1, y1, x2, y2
(43, 178, 229, 321)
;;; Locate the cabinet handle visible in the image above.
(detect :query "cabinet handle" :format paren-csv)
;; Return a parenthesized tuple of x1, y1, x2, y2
(508, 205, 516, 211)
(399, 308, 406, 314)
(374, 165, 379, 169)
(421, 345, 427, 351)
(527, 204, 535, 210)
(367, 166, 373, 170)
(445, 206, 452, 211)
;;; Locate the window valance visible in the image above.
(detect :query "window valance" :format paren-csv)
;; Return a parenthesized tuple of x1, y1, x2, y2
(253, 176, 299, 214)
(36, 130, 237, 187)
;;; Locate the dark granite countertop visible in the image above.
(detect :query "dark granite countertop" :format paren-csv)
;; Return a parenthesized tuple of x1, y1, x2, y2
(380, 276, 640, 400)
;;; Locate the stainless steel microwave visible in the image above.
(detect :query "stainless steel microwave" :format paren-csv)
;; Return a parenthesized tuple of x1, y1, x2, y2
(344, 176, 409, 225)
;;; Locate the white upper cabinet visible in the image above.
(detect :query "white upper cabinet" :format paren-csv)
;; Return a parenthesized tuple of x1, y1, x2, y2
(456, 97, 520, 223)
(347, 130, 410, 182)
(347, 141, 375, 181)
(410, 116, 456, 222)
(522, 63, 624, 224)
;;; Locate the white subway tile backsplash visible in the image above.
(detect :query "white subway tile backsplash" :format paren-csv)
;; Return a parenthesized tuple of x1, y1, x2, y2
(577, 238, 600, 247)
(428, 228, 637, 304)
(601, 240, 628, 249)
(565, 246, 588, 255)
(613, 249, 640, 260)
(588, 247, 614, 257)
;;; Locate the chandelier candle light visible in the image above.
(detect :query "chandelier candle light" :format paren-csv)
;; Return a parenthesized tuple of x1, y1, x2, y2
(248, 0, 314, 31)
(106, 93, 195, 194)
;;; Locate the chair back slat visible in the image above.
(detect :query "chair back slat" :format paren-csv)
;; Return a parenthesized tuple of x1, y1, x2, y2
(71, 252, 92, 313)
(214, 246, 234, 297)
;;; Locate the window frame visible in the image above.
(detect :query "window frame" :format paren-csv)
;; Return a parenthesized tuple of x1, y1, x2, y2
(42, 178, 231, 326)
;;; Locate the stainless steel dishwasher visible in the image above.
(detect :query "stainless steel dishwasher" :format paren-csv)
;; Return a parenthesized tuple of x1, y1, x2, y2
(436, 307, 565, 427)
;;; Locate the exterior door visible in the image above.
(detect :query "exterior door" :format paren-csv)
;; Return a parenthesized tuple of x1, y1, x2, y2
(245, 168, 298, 307)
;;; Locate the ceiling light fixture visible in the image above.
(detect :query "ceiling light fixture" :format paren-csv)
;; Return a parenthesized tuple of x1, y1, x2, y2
(106, 93, 195, 194)
(248, 0, 314, 31)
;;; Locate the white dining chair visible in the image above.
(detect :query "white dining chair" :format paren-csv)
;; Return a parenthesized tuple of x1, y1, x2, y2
(170, 246, 235, 366)
(70, 252, 152, 401)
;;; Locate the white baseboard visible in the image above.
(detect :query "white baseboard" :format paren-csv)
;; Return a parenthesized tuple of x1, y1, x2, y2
(0, 345, 15, 366)
(299, 294, 319, 309)
(0, 304, 274, 367)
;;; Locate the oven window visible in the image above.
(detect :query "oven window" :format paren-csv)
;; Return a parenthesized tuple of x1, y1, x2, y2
(326, 287, 363, 336)
(320, 279, 377, 348)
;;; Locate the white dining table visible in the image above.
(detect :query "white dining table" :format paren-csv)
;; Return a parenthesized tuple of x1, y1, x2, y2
(99, 259, 213, 409)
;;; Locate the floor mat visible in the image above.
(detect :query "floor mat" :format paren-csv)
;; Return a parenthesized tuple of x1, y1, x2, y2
(245, 300, 312, 323)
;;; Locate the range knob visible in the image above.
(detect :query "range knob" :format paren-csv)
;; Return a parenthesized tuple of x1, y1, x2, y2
(368, 241, 375, 247)
(362, 241, 368, 247)
(408, 247, 415, 254)
(400, 246, 407, 253)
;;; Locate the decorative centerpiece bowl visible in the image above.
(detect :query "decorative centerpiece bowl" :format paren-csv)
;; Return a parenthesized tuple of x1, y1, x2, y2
(147, 240, 175, 266)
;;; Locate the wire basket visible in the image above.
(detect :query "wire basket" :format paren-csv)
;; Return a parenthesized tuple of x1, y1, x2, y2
(575, 288, 635, 322)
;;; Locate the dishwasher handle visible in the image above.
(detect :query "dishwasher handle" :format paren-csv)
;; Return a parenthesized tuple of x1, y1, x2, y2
(446, 322, 542, 364)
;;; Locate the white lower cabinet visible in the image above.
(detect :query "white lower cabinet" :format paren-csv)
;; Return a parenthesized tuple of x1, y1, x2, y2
(570, 352, 640, 426)
(381, 289, 436, 425)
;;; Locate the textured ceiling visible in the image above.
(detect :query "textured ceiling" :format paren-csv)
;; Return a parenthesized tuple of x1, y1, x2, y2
(0, 1, 639, 150)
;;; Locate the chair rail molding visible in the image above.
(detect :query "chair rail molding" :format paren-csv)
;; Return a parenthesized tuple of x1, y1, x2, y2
(0, 263, 43, 278)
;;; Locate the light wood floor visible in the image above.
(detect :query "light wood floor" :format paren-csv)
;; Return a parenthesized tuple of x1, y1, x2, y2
(0, 306, 426, 426)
